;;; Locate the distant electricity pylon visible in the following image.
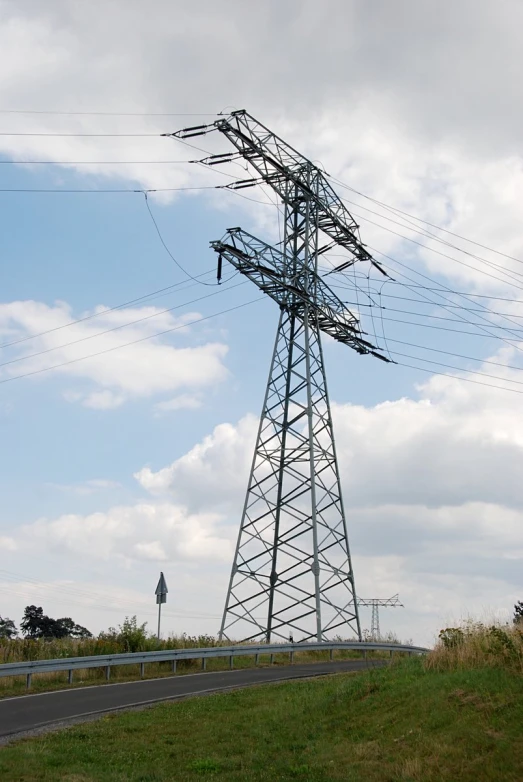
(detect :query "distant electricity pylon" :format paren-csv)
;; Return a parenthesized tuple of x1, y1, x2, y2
(357, 594, 403, 641)
(173, 111, 392, 643)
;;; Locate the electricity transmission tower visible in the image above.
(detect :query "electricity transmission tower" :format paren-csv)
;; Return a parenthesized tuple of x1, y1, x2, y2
(357, 594, 403, 641)
(173, 111, 392, 643)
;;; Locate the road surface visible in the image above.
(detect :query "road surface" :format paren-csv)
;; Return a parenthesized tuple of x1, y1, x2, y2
(0, 659, 377, 742)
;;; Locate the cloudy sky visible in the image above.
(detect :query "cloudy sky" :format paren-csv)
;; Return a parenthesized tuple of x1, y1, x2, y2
(1, 0, 522, 646)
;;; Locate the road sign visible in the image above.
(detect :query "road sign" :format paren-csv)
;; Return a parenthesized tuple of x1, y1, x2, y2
(155, 572, 168, 640)
(155, 572, 168, 605)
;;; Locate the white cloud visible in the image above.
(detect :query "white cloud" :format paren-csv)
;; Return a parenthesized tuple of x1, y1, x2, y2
(135, 414, 257, 508)
(0, 1, 522, 296)
(21, 502, 233, 565)
(0, 299, 229, 407)
(44, 479, 122, 496)
(132, 357, 523, 641)
(134, 541, 168, 562)
(154, 394, 202, 413)
(86, 479, 121, 490)
(0, 536, 17, 552)
(2, 1, 523, 645)
(6, 350, 523, 644)
(81, 390, 127, 410)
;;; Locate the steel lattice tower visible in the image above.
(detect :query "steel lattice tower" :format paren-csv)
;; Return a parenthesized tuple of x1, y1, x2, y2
(357, 595, 403, 641)
(172, 111, 392, 643)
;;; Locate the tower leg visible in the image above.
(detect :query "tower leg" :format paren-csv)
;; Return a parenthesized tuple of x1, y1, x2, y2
(218, 307, 361, 642)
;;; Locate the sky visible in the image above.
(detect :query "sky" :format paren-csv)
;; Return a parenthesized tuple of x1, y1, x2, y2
(0, 0, 523, 647)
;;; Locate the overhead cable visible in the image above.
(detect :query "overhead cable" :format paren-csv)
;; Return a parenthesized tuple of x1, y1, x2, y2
(0, 297, 263, 386)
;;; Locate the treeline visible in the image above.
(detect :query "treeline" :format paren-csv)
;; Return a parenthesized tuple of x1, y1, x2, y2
(0, 605, 91, 640)
(0, 612, 221, 665)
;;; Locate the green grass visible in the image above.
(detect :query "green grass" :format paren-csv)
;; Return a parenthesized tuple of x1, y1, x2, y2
(1, 657, 522, 781)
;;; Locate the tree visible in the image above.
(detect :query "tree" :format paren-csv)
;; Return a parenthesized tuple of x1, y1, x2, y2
(55, 617, 92, 639)
(20, 606, 48, 639)
(514, 601, 523, 625)
(20, 606, 92, 640)
(0, 616, 17, 639)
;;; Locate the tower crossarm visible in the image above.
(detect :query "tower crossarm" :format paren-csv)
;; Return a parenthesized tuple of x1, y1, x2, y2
(214, 112, 386, 273)
(357, 594, 404, 607)
(173, 111, 388, 275)
(211, 227, 390, 360)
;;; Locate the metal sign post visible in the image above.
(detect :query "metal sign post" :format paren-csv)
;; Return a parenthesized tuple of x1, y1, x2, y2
(155, 572, 168, 639)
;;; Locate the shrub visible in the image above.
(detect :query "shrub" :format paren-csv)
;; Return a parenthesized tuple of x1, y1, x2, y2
(427, 619, 523, 673)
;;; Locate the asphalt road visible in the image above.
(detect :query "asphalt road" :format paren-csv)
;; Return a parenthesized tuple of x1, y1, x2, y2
(0, 660, 376, 741)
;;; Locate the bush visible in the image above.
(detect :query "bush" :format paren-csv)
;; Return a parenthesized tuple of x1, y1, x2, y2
(438, 627, 465, 649)
(427, 619, 523, 673)
(99, 616, 153, 653)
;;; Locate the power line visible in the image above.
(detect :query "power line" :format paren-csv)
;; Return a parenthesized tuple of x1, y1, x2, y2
(0, 132, 167, 137)
(366, 246, 523, 347)
(0, 297, 263, 386)
(0, 159, 194, 164)
(330, 278, 523, 304)
(379, 287, 523, 303)
(0, 283, 245, 370)
(343, 300, 523, 332)
(346, 206, 523, 292)
(0, 186, 215, 193)
(381, 314, 523, 339)
(357, 291, 523, 318)
(324, 244, 523, 351)
(143, 193, 217, 286)
(329, 176, 523, 268)
(385, 337, 523, 372)
(0, 568, 224, 622)
(395, 359, 523, 395)
(389, 350, 523, 387)
(340, 196, 523, 285)
(0, 110, 217, 116)
(0, 270, 219, 350)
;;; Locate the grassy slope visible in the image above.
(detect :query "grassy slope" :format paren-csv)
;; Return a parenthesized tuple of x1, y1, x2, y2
(1, 658, 522, 781)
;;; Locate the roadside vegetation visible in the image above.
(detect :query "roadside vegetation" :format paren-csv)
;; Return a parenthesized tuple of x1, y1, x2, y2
(0, 613, 401, 698)
(1, 645, 522, 780)
(428, 618, 523, 674)
(1, 611, 522, 779)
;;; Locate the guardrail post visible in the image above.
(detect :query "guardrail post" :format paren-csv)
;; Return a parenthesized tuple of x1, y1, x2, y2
(68, 669, 73, 685)
(363, 650, 367, 661)
(255, 653, 259, 666)
(201, 658, 207, 671)
(105, 666, 111, 681)
(290, 651, 294, 665)
(329, 649, 333, 661)
(390, 650, 394, 659)
(172, 660, 177, 673)
(140, 663, 145, 678)
(229, 656, 234, 670)
(270, 654, 274, 665)
(26, 673, 32, 689)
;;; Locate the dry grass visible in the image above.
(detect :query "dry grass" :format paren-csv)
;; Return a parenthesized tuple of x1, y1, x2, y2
(425, 619, 523, 673)
(0, 631, 221, 665)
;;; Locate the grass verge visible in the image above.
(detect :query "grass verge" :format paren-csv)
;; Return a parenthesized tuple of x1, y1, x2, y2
(1, 656, 522, 781)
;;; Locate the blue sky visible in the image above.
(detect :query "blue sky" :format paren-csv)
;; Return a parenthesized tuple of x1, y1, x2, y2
(1, 1, 523, 646)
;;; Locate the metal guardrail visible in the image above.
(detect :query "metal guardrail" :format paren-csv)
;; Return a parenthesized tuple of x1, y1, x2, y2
(0, 641, 430, 689)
